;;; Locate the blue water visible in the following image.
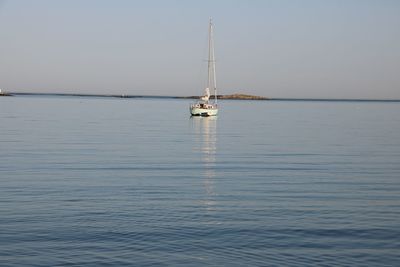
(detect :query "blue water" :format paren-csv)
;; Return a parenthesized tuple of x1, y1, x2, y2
(1, 96, 400, 266)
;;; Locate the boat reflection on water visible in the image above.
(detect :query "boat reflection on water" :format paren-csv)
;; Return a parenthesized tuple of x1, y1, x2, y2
(190, 116, 218, 211)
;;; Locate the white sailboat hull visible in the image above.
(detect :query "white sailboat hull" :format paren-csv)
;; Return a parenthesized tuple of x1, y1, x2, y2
(189, 19, 219, 117)
(190, 106, 218, 117)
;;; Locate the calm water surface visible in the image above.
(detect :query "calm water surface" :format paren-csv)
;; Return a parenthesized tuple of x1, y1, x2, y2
(1, 96, 400, 266)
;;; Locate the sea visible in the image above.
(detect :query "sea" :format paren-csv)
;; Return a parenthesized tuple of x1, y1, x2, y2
(1, 96, 400, 266)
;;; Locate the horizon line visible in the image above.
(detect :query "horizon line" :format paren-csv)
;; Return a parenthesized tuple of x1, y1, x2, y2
(6, 92, 400, 102)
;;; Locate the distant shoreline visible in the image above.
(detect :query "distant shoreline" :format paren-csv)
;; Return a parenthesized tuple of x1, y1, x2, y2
(6, 92, 400, 102)
(9, 92, 269, 100)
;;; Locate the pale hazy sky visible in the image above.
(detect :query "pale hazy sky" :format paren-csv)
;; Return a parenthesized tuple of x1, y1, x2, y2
(1, 0, 399, 99)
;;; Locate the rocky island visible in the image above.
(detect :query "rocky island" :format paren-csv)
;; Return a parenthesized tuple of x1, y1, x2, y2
(217, 94, 268, 100)
(182, 93, 268, 100)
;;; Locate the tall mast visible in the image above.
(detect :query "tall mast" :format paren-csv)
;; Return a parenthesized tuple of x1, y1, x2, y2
(207, 19, 212, 93)
(211, 19, 217, 103)
(207, 18, 217, 104)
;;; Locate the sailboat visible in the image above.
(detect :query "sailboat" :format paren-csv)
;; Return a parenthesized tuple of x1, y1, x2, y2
(190, 19, 218, 117)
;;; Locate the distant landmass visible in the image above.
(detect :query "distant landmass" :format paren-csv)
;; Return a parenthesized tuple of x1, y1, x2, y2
(180, 93, 269, 100)
(9, 92, 269, 100)
(219, 94, 269, 100)
(5, 92, 400, 102)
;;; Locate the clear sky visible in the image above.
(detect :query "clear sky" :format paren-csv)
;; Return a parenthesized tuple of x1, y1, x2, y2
(1, 0, 399, 99)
